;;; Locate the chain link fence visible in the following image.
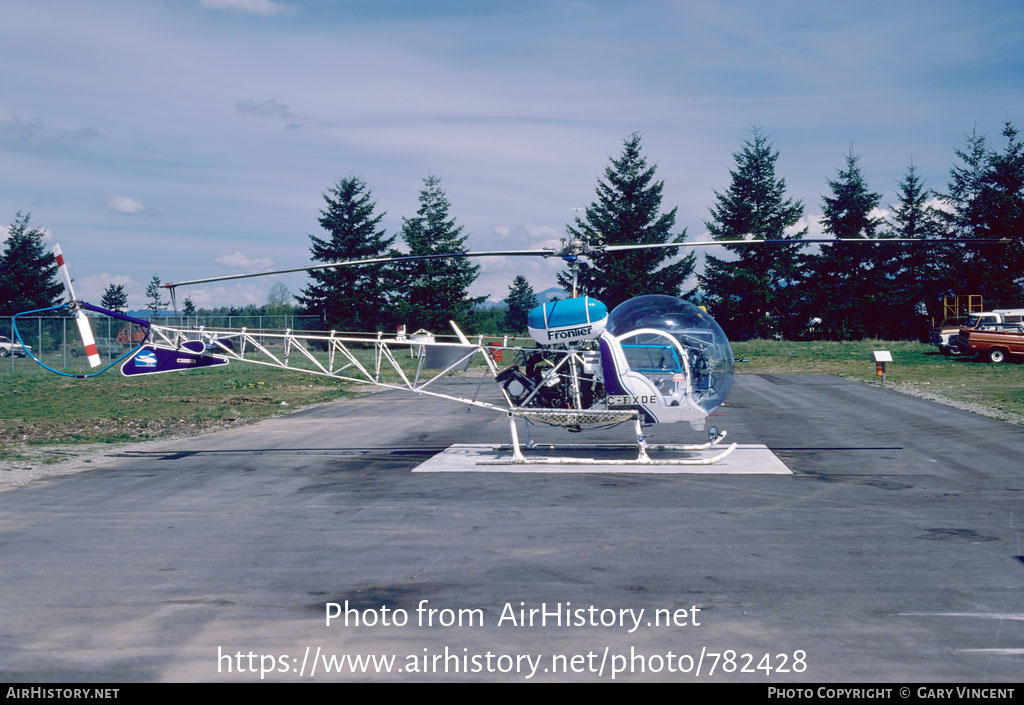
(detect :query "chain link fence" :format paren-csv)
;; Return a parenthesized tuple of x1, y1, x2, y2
(2, 314, 534, 375)
(1, 314, 323, 375)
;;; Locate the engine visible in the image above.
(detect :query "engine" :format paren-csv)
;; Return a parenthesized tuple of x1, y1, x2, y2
(496, 347, 603, 411)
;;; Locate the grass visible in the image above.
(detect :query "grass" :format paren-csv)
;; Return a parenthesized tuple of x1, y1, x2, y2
(1, 355, 351, 458)
(3, 338, 1022, 462)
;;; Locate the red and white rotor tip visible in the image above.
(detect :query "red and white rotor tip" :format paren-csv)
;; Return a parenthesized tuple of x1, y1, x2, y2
(53, 244, 101, 368)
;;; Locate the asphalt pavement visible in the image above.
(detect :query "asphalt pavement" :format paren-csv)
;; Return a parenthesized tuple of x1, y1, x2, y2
(1, 374, 1022, 682)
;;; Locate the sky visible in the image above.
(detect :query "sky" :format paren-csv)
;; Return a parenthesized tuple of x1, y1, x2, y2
(2, 0, 1023, 312)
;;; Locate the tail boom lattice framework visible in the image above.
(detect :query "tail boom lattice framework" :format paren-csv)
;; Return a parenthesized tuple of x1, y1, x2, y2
(144, 323, 510, 414)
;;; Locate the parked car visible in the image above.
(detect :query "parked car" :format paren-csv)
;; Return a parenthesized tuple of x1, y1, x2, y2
(62, 337, 127, 359)
(0, 335, 31, 357)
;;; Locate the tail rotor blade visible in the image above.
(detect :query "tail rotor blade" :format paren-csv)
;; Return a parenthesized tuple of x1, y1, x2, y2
(53, 244, 101, 368)
(53, 243, 78, 301)
(74, 309, 102, 368)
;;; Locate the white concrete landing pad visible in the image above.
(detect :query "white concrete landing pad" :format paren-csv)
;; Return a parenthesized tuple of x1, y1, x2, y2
(412, 443, 793, 474)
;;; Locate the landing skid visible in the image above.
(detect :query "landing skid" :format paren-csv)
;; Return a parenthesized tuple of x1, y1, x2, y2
(483, 409, 738, 466)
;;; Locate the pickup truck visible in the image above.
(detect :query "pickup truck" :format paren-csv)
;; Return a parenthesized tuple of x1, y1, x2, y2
(931, 309, 1024, 355)
(929, 317, 968, 354)
(0, 335, 31, 357)
(958, 324, 1024, 363)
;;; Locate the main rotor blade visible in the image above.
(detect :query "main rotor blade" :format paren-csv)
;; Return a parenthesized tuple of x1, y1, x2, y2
(162, 248, 557, 289)
(601, 237, 1011, 252)
(161, 236, 1013, 289)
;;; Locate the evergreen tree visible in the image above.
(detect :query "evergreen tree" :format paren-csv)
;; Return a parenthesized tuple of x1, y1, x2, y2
(800, 151, 884, 339)
(145, 274, 166, 318)
(297, 176, 396, 332)
(0, 212, 62, 315)
(398, 175, 482, 332)
(974, 122, 1024, 305)
(699, 129, 806, 339)
(881, 164, 945, 338)
(937, 127, 990, 304)
(941, 126, 988, 238)
(182, 297, 197, 317)
(100, 283, 128, 312)
(503, 275, 537, 333)
(558, 133, 695, 310)
(466, 305, 508, 336)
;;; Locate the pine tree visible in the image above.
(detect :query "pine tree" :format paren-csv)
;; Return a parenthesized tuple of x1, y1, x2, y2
(297, 176, 396, 332)
(699, 128, 806, 339)
(182, 297, 197, 317)
(937, 127, 990, 304)
(100, 283, 128, 312)
(503, 275, 537, 333)
(0, 212, 62, 315)
(974, 122, 1024, 305)
(941, 126, 988, 238)
(558, 133, 695, 310)
(145, 274, 166, 318)
(800, 151, 884, 339)
(882, 164, 945, 338)
(398, 175, 482, 332)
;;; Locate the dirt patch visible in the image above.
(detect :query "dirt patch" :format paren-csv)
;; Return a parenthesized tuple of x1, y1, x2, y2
(0, 392, 374, 492)
(0, 437, 195, 493)
(0, 417, 254, 446)
(886, 381, 1024, 426)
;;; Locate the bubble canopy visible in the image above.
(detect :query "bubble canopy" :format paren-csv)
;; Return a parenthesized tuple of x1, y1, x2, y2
(606, 295, 734, 413)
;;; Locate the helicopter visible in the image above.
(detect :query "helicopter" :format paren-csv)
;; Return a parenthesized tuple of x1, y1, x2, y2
(13, 236, 1008, 467)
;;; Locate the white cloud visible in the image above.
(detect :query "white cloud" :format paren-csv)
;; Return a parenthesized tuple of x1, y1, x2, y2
(106, 196, 147, 214)
(869, 206, 891, 222)
(525, 224, 560, 243)
(215, 250, 274, 270)
(925, 196, 955, 214)
(179, 282, 271, 309)
(786, 215, 826, 237)
(75, 273, 143, 308)
(464, 222, 571, 298)
(199, 0, 295, 16)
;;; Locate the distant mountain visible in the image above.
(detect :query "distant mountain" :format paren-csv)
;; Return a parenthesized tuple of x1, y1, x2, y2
(537, 287, 567, 302)
(123, 309, 175, 319)
(474, 286, 568, 311)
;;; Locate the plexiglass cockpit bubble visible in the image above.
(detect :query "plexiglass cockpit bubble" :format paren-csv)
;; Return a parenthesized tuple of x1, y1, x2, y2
(606, 295, 734, 412)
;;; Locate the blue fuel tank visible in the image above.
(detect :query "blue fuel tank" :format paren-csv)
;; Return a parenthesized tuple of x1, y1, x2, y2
(527, 296, 608, 345)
